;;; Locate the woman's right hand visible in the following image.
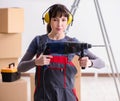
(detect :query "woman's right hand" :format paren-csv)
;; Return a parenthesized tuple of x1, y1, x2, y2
(35, 53, 53, 66)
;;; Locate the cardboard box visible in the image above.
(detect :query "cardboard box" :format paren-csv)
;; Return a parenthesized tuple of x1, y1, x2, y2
(0, 78, 28, 101)
(0, 33, 22, 58)
(72, 55, 81, 101)
(30, 73, 35, 101)
(0, 8, 24, 33)
(0, 73, 1, 79)
(0, 58, 18, 69)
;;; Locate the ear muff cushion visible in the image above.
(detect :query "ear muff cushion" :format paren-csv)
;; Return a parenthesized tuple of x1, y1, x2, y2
(44, 12, 73, 24)
(67, 14, 73, 25)
(44, 12, 50, 23)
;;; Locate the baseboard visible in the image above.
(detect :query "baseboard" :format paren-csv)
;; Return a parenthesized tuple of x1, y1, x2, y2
(81, 73, 120, 77)
(21, 72, 120, 77)
(81, 73, 95, 77)
(97, 73, 120, 77)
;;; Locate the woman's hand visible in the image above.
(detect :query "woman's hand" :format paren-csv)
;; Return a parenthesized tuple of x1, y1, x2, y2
(78, 56, 93, 68)
(35, 53, 53, 66)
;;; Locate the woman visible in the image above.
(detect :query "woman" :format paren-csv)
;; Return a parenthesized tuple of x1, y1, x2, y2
(18, 4, 105, 101)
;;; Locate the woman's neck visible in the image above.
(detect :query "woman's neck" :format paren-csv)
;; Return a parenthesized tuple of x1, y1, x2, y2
(48, 32, 65, 40)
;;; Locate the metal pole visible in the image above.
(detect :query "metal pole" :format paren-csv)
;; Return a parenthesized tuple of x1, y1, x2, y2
(66, 0, 81, 32)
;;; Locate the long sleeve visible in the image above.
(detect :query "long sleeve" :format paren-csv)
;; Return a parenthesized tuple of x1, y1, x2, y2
(86, 50, 105, 68)
(17, 36, 40, 72)
(17, 35, 47, 72)
(17, 51, 36, 72)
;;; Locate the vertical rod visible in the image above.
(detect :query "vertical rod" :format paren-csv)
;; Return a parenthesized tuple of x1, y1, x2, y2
(66, 0, 81, 32)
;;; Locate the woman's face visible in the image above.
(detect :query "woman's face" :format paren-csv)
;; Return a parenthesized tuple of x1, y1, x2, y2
(50, 16, 68, 34)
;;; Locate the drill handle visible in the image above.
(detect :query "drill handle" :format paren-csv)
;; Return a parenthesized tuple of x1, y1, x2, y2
(80, 50, 86, 69)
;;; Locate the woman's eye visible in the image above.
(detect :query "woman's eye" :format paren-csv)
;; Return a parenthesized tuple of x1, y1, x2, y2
(53, 18, 57, 21)
(62, 19, 67, 22)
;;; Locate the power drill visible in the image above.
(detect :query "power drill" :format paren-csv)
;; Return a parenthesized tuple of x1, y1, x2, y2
(43, 42, 92, 69)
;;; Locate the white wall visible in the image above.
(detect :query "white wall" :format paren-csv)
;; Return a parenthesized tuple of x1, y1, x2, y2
(0, 0, 120, 73)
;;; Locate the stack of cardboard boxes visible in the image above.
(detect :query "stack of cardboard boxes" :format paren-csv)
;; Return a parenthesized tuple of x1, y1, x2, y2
(0, 8, 24, 68)
(0, 8, 28, 101)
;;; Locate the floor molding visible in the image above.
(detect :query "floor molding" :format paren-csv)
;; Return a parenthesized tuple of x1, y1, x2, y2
(81, 73, 95, 77)
(97, 73, 120, 77)
(81, 73, 120, 77)
(21, 72, 120, 77)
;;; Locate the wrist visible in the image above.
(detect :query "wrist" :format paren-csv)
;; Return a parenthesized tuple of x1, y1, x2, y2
(89, 61, 93, 68)
(34, 59, 38, 66)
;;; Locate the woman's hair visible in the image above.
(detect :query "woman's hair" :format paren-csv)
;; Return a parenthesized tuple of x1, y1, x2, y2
(47, 4, 70, 33)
